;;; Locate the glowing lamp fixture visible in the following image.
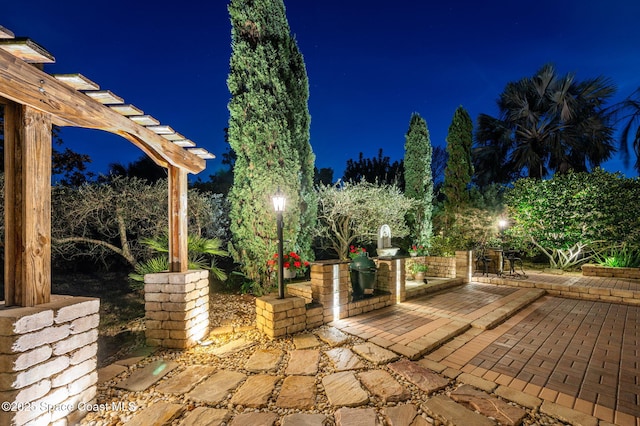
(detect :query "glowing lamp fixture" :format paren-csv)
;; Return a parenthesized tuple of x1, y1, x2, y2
(272, 188, 286, 212)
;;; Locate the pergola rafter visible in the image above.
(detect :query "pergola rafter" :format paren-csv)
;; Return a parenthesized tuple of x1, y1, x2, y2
(0, 28, 213, 306)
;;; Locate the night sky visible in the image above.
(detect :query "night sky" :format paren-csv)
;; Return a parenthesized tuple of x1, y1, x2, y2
(4, 0, 640, 181)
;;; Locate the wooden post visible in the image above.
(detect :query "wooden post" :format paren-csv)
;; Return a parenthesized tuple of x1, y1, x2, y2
(168, 165, 188, 272)
(4, 101, 52, 306)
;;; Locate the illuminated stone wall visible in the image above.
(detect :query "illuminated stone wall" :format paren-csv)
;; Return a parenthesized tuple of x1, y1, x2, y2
(0, 296, 99, 425)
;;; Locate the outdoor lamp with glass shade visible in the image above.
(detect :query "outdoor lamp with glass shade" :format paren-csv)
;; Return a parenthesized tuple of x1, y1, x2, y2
(272, 188, 286, 299)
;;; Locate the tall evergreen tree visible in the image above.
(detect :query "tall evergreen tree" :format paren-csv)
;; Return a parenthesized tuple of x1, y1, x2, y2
(443, 106, 474, 220)
(227, 0, 313, 283)
(403, 113, 433, 247)
(343, 149, 404, 187)
(285, 35, 316, 263)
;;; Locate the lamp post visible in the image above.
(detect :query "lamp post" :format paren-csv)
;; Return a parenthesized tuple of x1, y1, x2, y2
(272, 188, 286, 299)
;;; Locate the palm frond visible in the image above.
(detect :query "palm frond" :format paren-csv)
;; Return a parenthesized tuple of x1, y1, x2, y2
(129, 256, 170, 282)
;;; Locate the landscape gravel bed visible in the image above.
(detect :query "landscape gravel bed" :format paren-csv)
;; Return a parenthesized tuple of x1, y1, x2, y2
(83, 292, 571, 425)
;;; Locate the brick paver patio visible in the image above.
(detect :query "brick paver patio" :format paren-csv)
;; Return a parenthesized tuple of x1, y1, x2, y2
(332, 278, 640, 425)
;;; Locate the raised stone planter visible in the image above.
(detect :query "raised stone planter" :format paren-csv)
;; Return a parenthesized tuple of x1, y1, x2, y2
(144, 270, 209, 349)
(256, 253, 472, 338)
(581, 264, 640, 279)
(256, 295, 306, 338)
(0, 295, 99, 426)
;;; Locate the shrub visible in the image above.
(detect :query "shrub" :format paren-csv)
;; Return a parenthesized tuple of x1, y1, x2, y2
(592, 243, 640, 268)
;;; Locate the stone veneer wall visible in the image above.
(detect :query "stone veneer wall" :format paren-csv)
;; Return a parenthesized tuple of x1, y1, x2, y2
(0, 295, 99, 426)
(424, 256, 456, 278)
(406, 256, 456, 279)
(144, 270, 209, 349)
(582, 264, 640, 279)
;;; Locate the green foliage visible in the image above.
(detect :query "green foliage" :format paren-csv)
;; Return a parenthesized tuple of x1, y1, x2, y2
(410, 262, 429, 274)
(227, 0, 315, 285)
(189, 192, 231, 243)
(443, 106, 474, 219)
(592, 243, 640, 268)
(314, 167, 334, 186)
(128, 234, 229, 283)
(431, 206, 498, 256)
(403, 113, 434, 248)
(505, 169, 640, 269)
(315, 181, 418, 260)
(104, 155, 166, 184)
(474, 64, 616, 186)
(343, 149, 404, 186)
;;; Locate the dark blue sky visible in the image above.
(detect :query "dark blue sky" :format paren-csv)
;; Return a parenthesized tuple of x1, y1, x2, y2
(4, 0, 640, 181)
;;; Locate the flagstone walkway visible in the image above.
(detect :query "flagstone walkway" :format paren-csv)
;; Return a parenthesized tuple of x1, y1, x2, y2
(86, 274, 639, 426)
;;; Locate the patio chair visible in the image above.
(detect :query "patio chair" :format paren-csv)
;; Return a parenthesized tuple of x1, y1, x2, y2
(475, 247, 492, 276)
(503, 249, 526, 277)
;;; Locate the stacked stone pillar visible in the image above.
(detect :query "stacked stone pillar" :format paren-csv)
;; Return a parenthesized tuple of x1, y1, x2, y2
(375, 257, 406, 302)
(310, 260, 350, 323)
(0, 296, 99, 426)
(144, 270, 209, 349)
(455, 250, 473, 283)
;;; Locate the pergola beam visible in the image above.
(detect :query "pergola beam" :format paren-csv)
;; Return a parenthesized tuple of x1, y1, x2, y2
(0, 48, 205, 174)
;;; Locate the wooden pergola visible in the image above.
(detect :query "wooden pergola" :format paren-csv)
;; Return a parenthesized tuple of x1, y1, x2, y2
(0, 26, 214, 307)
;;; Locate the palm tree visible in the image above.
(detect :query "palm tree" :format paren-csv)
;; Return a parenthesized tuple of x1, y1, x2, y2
(473, 64, 616, 186)
(610, 87, 640, 174)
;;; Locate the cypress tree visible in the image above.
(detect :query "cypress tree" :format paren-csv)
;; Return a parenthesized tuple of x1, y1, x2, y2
(227, 0, 312, 282)
(403, 113, 433, 247)
(443, 106, 474, 220)
(285, 36, 316, 263)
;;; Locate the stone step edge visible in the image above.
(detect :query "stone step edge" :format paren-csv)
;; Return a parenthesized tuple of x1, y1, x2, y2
(388, 320, 471, 360)
(470, 289, 546, 330)
(474, 276, 640, 306)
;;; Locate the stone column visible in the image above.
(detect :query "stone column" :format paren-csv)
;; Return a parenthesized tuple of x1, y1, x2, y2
(309, 260, 350, 323)
(0, 296, 99, 426)
(144, 270, 209, 349)
(455, 250, 473, 283)
(375, 257, 406, 303)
